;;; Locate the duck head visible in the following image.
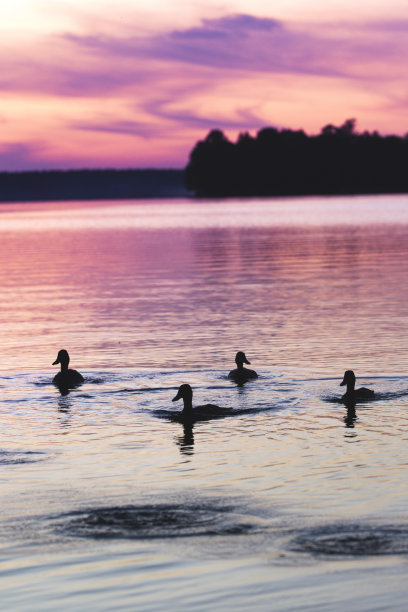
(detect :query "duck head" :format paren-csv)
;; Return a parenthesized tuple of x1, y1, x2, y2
(235, 351, 250, 368)
(340, 370, 356, 390)
(53, 349, 70, 371)
(172, 384, 194, 412)
(172, 384, 193, 403)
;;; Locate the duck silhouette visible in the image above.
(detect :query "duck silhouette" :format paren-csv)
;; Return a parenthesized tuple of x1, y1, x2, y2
(228, 351, 258, 382)
(52, 349, 84, 388)
(340, 370, 374, 402)
(172, 384, 226, 420)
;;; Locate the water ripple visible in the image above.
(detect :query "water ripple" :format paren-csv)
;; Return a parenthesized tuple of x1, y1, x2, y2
(52, 500, 258, 540)
(0, 449, 51, 465)
(289, 522, 408, 557)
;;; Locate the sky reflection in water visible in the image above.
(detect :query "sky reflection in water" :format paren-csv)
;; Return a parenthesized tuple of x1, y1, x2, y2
(0, 195, 408, 375)
(1, 195, 408, 611)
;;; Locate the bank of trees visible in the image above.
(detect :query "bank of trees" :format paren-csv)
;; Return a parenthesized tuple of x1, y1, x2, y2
(0, 169, 186, 202)
(185, 119, 408, 196)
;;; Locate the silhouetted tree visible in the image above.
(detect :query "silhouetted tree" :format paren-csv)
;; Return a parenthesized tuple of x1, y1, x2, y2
(338, 118, 356, 136)
(185, 120, 408, 197)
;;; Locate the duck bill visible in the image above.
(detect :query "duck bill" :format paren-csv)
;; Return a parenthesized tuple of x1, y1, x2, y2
(340, 378, 346, 386)
(52, 358, 60, 365)
(172, 391, 182, 402)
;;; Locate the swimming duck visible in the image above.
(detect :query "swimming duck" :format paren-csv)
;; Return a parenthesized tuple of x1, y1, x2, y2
(228, 351, 258, 382)
(340, 370, 374, 402)
(52, 349, 84, 387)
(172, 384, 223, 418)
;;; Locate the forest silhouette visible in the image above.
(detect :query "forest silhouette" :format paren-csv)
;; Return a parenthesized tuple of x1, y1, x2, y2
(0, 169, 186, 202)
(185, 119, 408, 197)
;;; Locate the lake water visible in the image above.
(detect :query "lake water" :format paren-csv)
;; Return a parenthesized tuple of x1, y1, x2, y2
(1, 195, 408, 611)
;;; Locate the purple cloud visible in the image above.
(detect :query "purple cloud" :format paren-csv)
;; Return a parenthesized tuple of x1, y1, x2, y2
(61, 13, 408, 80)
(0, 143, 42, 171)
(140, 97, 265, 131)
(148, 14, 408, 78)
(74, 120, 157, 139)
(0, 13, 406, 101)
(63, 14, 340, 78)
(171, 14, 281, 40)
(0, 142, 70, 171)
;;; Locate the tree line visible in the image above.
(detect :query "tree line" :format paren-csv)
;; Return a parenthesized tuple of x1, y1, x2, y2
(185, 119, 408, 197)
(0, 169, 186, 202)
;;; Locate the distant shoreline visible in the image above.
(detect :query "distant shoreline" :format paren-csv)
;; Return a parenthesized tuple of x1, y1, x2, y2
(2, 164, 408, 204)
(0, 169, 189, 203)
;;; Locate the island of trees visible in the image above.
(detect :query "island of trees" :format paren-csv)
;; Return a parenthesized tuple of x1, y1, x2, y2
(185, 119, 408, 197)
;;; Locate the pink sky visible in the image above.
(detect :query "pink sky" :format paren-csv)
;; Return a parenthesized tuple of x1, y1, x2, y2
(1, 1, 408, 170)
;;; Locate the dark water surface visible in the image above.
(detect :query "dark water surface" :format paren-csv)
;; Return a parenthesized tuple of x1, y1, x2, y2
(1, 196, 408, 610)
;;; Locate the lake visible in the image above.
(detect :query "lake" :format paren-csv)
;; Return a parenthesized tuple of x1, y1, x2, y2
(1, 194, 408, 611)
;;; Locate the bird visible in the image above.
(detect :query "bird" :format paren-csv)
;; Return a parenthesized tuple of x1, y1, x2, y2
(340, 370, 374, 402)
(52, 349, 84, 388)
(172, 384, 224, 419)
(228, 351, 258, 382)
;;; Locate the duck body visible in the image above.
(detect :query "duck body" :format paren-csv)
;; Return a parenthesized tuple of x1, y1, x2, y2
(172, 384, 225, 420)
(228, 351, 258, 382)
(53, 369, 84, 387)
(342, 388, 374, 402)
(228, 367, 258, 382)
(340, 370, 374, 403)
(52, 349, 84, 388)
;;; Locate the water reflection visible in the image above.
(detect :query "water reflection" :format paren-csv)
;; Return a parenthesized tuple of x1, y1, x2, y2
(1, 197, 408, 611)
(344, 405, 357, 428)
(175, 421, 195, 456)
(1, 198, 408, 376)
(57, 394, 73, 430)
(56, 384, 71, 397)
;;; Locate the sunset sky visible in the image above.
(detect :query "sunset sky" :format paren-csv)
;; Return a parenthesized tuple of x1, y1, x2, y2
(2, 0, 408, 170)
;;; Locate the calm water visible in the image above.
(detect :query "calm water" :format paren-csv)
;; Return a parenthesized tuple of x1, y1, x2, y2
(1, 195, 408, 610)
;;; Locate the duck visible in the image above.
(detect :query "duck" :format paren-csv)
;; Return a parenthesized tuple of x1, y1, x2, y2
(52, 349, 84, 387)
(228, 351, 258, 382)
(172, 384, 224, 419)
(340, 370, 374, 402)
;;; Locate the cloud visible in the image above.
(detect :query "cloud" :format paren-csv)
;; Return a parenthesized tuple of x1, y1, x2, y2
(148, 14, 323, 74)
(150, 15, 408, 80)
(74, 119, 157, 139)
(140, 96, 265, 130)
(0, 13, 407, 101)
(59, 13, 408, 82)
(61, 14, 342, 79)
(0, 142, 49, 171)
(170, 14, 281, 40)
